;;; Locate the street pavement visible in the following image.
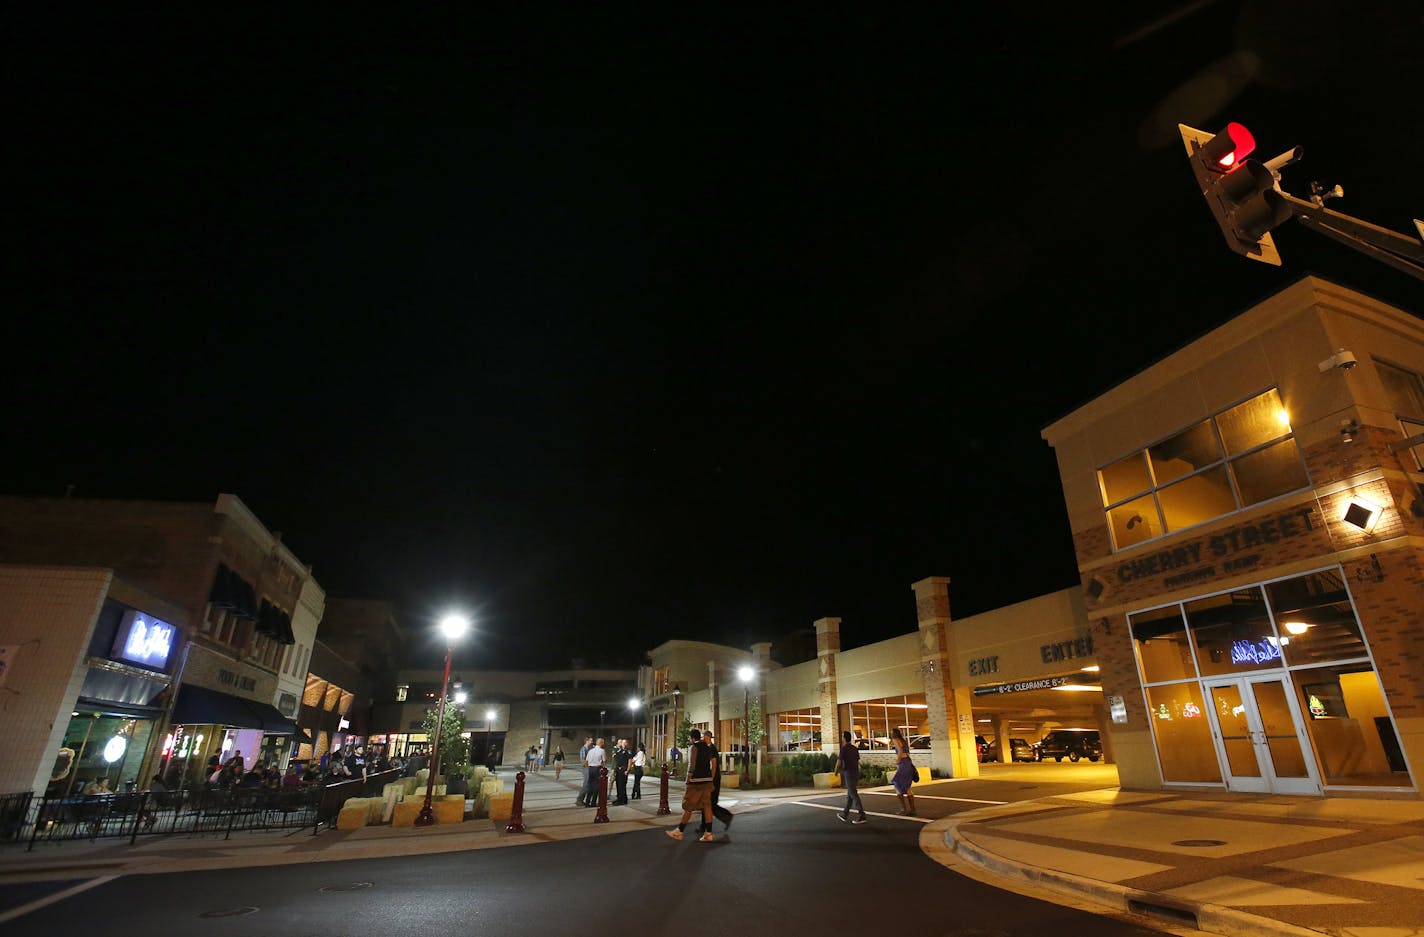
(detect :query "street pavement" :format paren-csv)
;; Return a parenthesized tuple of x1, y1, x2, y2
(2, 763, 1423, 936)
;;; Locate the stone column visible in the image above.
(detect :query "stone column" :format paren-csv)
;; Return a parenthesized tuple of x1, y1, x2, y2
(913, 576, 979, 778)
(994, 715, 1012, 764)
(814, 617, 841, 753)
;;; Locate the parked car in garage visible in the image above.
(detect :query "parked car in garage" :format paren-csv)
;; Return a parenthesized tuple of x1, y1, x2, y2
(909, 734, 932, 750)
(987, 737, 1036, 762)
(1035, 729, 1102, 762)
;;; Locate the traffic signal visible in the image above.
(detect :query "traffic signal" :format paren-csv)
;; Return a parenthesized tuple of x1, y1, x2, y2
(1180, 122, 1293, 265)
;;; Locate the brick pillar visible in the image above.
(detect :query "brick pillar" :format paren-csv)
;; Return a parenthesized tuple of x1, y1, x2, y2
(706, 660, 720, 732)
(913, 576, 978, 778)
(814, 617, 841, 753)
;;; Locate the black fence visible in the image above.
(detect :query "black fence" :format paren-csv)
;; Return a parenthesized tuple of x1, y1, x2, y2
(6, 770, 403, 852)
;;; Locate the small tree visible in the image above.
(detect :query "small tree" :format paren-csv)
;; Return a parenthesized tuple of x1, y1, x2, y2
(739, 694, 767, 773)
(421, 707, 469, 777)
(674, 714, 695, 750)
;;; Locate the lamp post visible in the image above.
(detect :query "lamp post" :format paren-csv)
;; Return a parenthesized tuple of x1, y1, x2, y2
(628, 697, 641, 750)
(671, 687, 681, 775)
(415, 613, 470, 827)
(484, 708, 496, 769)
(738, 665, 754, 774)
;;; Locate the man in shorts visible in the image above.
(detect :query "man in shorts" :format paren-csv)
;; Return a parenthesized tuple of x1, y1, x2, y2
(666, 728, 717, 842)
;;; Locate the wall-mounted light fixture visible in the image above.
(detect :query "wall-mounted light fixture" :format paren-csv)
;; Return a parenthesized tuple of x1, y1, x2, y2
(1282, 621, 1310, 635)
(1340, 419, 1360, 444)
(1342, 495, 1382, 531)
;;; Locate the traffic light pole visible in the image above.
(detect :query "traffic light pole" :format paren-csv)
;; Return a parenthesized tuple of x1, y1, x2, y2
(1276, 190, 1424, 284)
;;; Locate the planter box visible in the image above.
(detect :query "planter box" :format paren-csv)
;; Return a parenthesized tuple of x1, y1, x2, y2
(720, 774, 741, 789)
(812, 772, 842, 789)
(488, 792, 515, 821)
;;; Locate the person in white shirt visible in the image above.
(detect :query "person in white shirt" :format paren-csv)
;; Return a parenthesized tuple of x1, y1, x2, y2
(631, 743, 647, 799)
(581, 737, 607, 808)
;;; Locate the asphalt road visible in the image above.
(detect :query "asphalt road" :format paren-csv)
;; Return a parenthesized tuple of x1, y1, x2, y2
(2, 776, 1171, 937)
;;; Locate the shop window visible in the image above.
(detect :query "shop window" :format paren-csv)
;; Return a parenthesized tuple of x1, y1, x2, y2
(1145, 683, 1221, 783)
(1131, 607, 1197, 683)
(773, 708, 821, 751)
(1108, 495, 1162, 549)
(1216, 390, 1292, 456)
(1268, 570, 1368, 665)
(1292, 665, 1407, 786)
(1185, 588, 1280, 677)
(1149, 422, 1222, 485)
(1158, 466, 1236, 531)
(1230, 438, 1310, 506)
(1098, 389, 1309, 550)
(837, 695, 927, 750)
(1376, 359, 1424, 469)
(1099, 451, 1152, 506)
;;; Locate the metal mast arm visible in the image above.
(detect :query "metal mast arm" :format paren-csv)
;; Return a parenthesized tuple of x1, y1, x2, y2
(1277, 191, 1424, 283)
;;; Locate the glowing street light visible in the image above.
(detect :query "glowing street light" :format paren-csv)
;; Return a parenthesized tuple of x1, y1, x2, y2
(739, 665, 755, 773)
(415, 613, 470, 826)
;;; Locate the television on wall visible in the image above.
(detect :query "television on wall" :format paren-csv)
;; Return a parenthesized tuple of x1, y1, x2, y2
(1301, 681, 1347, 720)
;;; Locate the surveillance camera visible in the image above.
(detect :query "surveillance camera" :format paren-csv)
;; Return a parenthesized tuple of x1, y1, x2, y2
(1318, 349, 1357, 372)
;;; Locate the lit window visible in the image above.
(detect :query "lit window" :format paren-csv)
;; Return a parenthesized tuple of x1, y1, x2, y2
(1097, 389, 1310, 550)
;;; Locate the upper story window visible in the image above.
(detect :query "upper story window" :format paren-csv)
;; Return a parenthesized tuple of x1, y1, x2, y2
(1098, 388, 1310, 551)
(1376, 358, 1424, 469)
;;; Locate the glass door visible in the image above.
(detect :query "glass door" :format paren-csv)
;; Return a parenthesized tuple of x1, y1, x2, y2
(1205, 673, 1321, 795)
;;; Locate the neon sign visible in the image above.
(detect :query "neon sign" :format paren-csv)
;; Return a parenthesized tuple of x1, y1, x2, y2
(1182, 701, 1202, 718)
(112, 610, 176, 669)
(1230, 638, 1282, 666)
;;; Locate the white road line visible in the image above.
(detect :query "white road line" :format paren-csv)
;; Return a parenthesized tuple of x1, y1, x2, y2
(789, 801, 931, 823)
(0, 875, 118, 924)
(862, 792, 1008, 805)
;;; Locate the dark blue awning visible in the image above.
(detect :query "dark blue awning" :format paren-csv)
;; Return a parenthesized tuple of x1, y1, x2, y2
(171, 685, 298, 733)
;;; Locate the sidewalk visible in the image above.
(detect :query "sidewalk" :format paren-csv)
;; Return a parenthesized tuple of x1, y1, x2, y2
(0, 769, 805, 884)
(927, 787, 1424, 937)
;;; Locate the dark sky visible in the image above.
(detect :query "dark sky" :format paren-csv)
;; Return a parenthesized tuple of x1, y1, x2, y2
(6, 3, 1424, 669)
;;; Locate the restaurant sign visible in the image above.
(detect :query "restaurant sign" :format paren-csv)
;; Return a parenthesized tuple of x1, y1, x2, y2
(1114, 506, 1319, 588)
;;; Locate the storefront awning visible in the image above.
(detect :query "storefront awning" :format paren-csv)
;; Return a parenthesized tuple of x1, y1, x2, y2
(171, 685, 299, 734)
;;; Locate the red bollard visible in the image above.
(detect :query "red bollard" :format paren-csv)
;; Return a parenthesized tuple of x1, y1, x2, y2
(594, 766, 610, 824)
(506, 770, 526, 833)
(656, 762, 671, 815)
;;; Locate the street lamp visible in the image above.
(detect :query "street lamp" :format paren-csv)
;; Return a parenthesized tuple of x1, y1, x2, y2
(485, 708, 496, 769)
(738, 665, 755, 774)
(671, 687, 681, 776)
(415, 612, 470, 827)
(628, 697, 641, 749)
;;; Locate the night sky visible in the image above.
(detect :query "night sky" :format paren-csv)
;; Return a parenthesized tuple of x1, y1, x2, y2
(7, 4, 1424, 669)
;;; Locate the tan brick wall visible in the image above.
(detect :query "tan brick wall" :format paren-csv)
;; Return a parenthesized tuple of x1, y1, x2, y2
(0, 566, 112, 798)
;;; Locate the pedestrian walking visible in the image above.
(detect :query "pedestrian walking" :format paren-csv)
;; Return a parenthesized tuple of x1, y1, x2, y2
(889, 727, 917, 816)
(666, 728, 717, 843)
(702, 729, 733, 831)
(553, 746, 566, 781)
(834, 730, 867, 824)
(631, 743, 646, 799)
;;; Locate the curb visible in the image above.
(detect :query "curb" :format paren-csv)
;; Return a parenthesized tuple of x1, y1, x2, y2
(926, 812, 1327, 937)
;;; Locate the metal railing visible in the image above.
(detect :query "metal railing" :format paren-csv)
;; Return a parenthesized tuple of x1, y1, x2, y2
(10, 770, 403, 852)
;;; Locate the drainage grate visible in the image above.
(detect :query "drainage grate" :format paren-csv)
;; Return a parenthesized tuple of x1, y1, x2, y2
(318, 882, 374, 894)
(198, 907, 259, 919)
(1128, 898, 1198, 926)
(1172, 839, 1226, 847)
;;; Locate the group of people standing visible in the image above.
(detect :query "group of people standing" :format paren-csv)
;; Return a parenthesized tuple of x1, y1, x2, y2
(573, 737, 647, 807)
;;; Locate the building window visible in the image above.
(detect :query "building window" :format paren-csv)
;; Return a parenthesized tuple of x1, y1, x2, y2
(1376, 358, 1424, 469)
(1098, 388, 1309, 550)
(771, 708, 821, 751)
(1131, 567, 1407, 789)
(837, 695, 927, 749)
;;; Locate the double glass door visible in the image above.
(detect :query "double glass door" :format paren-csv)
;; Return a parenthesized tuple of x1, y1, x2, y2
(1204, 672, 1321, 794)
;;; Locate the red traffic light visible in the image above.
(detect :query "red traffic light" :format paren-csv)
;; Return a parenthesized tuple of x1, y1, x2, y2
(1201, 122, 1256, 171)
